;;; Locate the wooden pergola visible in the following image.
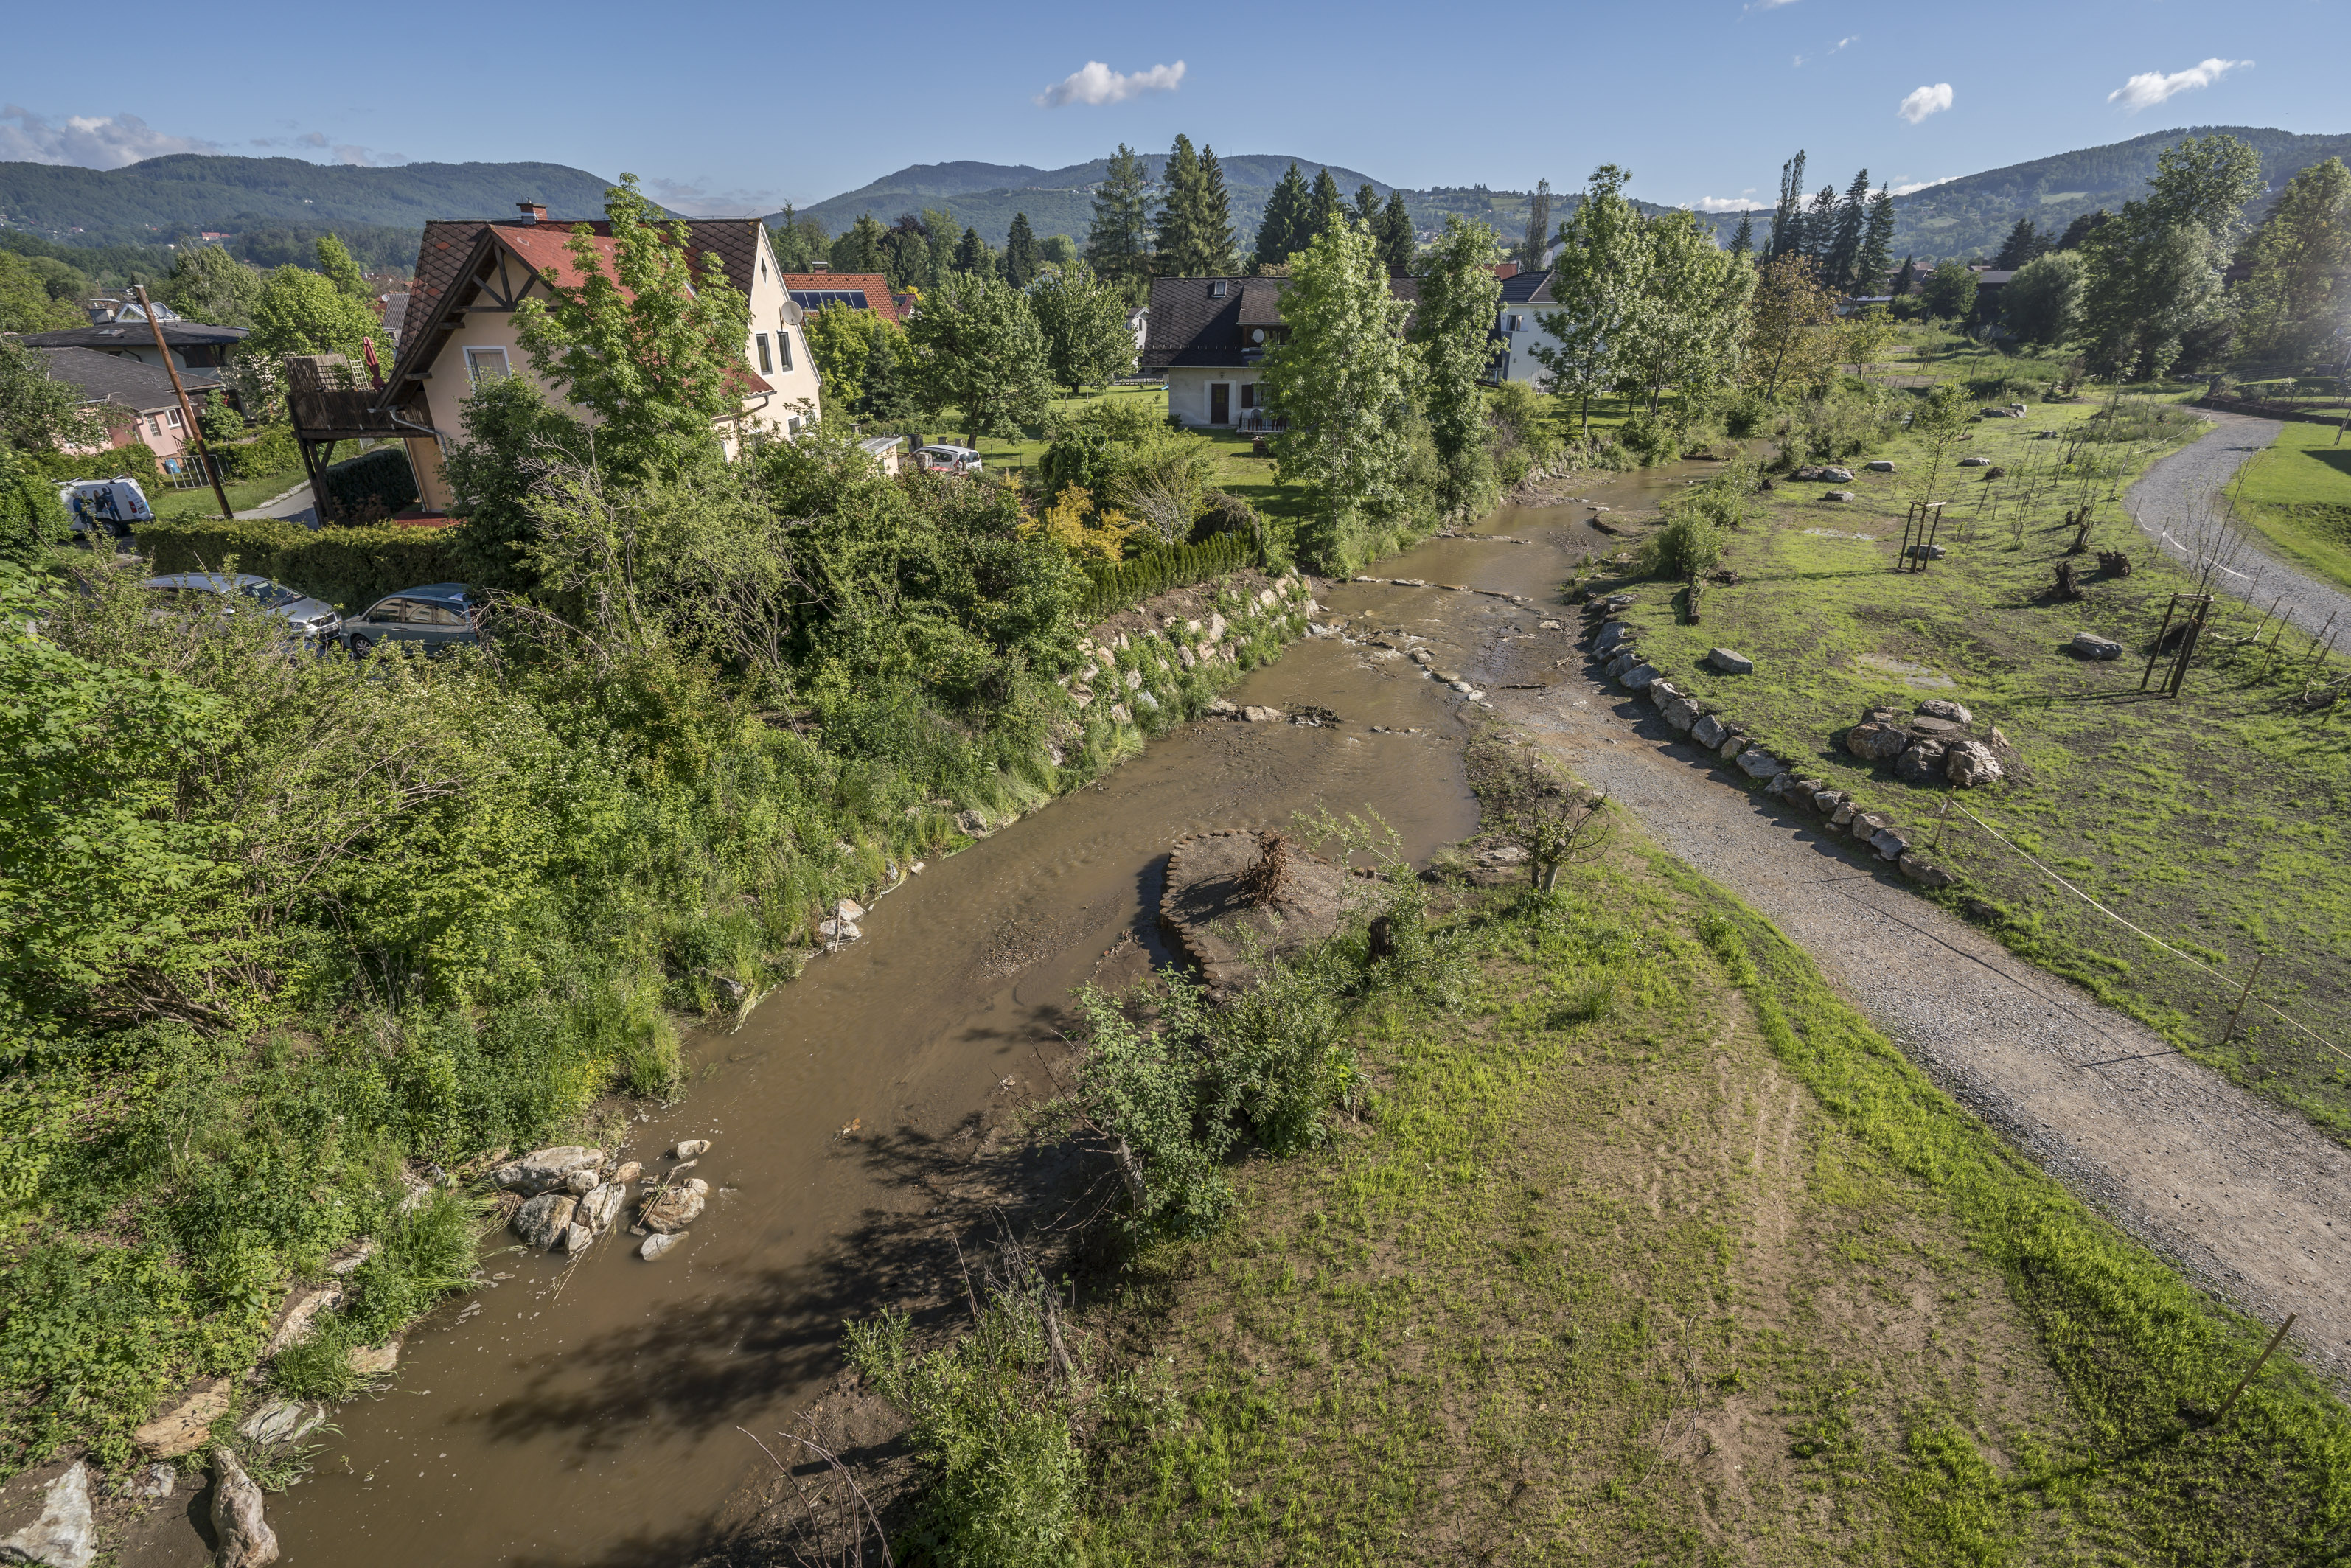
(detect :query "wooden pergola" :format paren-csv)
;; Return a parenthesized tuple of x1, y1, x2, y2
(283, 355, 410, 523)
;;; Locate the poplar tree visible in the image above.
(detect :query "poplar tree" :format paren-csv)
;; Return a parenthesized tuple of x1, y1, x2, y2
(1253, 162, 1312, 269)
(1823, 170, 1870, 289)
(1856, 186, 1896, 293)
(1378, 191, 1416, 271)
(1196, 147, 1241, 273)
(1520, 178, 1552, 269)
(1309, 167, 1346, 245)
(1003, 212, 1040, 288)
(1086, 144, 1156, 299)
(1154, 135, 1206, 275)
(1766, 150, 1808, 262)
(1411, 217, 1506, 515)
(1261, 215, 1423, 569)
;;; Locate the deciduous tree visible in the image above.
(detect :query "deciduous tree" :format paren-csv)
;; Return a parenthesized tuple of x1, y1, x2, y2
(1919, 259, 1979, 321)
(511, 174, 750, 478)
(2079, 134, 2263, 380)
(1620, 210, 1752, 416)
(1031, 262, 1138, 395)
(2002, 251, 2086, 347)
(907, 270, 1052, 442)
(1519, 179, 1553, 271)
(1260, 216, 1422, 569)
(829, 214, 888, 274)
(1411, 217, 1505, 515)
(1745, 254, 1840, 397)
(1534, 164, 1648, 434)
(2233, 156, 2351, 365)
(159, 245, 263, 329)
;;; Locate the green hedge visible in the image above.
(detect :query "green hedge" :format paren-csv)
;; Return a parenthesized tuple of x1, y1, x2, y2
(1078, 532, 1256, 623)
(220, 425, 302, 482)
(320, 446, 419, 520)
(20, 442, 160, 489)
(139, 516, 467, 609)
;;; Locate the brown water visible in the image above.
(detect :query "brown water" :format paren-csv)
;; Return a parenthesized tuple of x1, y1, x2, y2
(220, 467, 1695, 1567)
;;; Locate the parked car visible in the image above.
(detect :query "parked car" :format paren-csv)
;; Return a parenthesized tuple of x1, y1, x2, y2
(911, 444, 983, 475)
(144, 572, 343, 644)
(60, 477, 154, 551)
(343, 583, 479, 655)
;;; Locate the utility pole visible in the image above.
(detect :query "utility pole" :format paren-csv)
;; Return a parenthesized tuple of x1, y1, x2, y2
(133, 285, 234, 521)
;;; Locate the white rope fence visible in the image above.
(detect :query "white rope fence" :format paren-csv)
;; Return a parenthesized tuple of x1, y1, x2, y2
(1946, 799, 2351, 1069)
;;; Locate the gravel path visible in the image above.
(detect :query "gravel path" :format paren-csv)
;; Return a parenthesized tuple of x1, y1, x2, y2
(2125, 407, 2351, 639)
(1491, 674, 2351, 1387)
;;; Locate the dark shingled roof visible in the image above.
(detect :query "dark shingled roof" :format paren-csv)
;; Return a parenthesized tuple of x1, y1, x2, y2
(394, 216, 768, 369)
(1499, 268, 1557, 307)
(38, 346, 185, 411)
(1142, 273, 1421, 370)
(21, 320, 247, 352)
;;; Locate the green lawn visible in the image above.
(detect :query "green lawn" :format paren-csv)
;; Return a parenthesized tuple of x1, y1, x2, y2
(149, 467, 307, 520)
(2235, 418, 2351, 593)
(1079, 834, 2351, 1564)
(1582, 393, 2351, 1140)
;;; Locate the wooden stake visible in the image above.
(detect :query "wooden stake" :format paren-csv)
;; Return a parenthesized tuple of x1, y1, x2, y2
(1931, 794, 1954, 851)
(133, 285, 234, 522)
(2221, 952, 2266, 1047)
(2209, 1314, 2296, 1427)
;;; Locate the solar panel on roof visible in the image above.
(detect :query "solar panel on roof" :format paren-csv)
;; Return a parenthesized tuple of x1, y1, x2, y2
(789, 290, 872, 312)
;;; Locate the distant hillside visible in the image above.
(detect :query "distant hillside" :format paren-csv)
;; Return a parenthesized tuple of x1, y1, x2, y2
(1685, 125, 2351, 264)
(791, 153, 1396, 251)
(0, 155, 630, 248)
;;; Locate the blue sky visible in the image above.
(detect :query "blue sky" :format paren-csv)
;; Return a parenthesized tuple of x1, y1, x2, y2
(2, 0, 2339, 214)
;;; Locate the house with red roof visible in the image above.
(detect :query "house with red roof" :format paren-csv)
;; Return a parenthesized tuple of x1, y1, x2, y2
(373, 202, 824, 510)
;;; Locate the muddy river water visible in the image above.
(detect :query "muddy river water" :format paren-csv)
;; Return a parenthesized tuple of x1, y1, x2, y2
(195, 465, 1694, 1567)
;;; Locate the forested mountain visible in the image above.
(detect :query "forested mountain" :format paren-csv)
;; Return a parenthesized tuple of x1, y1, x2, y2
(0, 155, 625, 246)
(1686, 125, 2351, 262)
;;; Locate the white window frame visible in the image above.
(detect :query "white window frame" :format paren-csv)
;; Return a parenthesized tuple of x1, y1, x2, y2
(463, 346, 512, 385)
(756, 332, 773, 374)
(775, 325, 794, 372)
(165, 407, 184, 428)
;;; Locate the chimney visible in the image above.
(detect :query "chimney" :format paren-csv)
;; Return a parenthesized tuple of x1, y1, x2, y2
(515, 201, 548, 224)
(86, 297, 121, 326)
(809, 260, 829, 273)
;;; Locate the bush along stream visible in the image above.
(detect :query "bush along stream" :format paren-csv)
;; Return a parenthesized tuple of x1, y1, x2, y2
(0, 420, 1321, 1507)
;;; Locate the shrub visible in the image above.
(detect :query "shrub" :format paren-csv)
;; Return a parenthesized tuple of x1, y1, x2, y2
(1191, 489, 1264, 548)
(1076, 533, 1255, 624)
(220, 425, 300, 483)
(1617, 408, 1679, 466)
(1643, 505, 1726, 581)
(139, 515, 467, 608)
(0, 445, 69, 562)
(320, 446, 419, 522)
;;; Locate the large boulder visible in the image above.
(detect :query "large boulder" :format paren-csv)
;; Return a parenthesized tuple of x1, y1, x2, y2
(578, 1181, 628, 1232)
(513, 1193, 578, 1251)
(1736, 748, 1788, 781)
(209, 1448, 278, 1568)
(0, 1461, 94, 1568)
(1845, 723, 1909, 763)
(1660, 696, 1702, 733)
(1869, 827, 1912, 862)
(134, 1379, 231, 1459)
(1865, 460, 1895, 473)
(641, 1187, 706, 1234)
(1692, 714, 1729, 750)
(1894, 740, 1948, 787)
(238, 1398, 325, 1447)
(1915, 698, 1973, 725)
(490, 1146, 603, 1196)
(1822, 489, 1856, 502)
(1945, 741, 2005, 788)
(1706, 647, 1754, 675)
(639, 1233, 682, 1261)
(1619, 663, 1662, 691)
(1594, 621, 1635, 655)
(1821, 467, 1856, 482)
(2069, 631, 2124, 660)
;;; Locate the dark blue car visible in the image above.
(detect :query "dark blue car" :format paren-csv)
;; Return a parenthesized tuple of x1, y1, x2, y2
(344, 583, 479, 655)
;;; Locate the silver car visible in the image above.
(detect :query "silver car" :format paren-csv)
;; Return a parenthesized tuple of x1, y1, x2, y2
(144, 572, 343, 644)
(343, 583, 479, 655)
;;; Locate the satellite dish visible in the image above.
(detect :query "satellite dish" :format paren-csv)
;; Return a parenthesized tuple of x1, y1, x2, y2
(1250, 327, 1266, 344)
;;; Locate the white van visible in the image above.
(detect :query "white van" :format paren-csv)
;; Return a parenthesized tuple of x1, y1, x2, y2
(58, 476, 156, 550)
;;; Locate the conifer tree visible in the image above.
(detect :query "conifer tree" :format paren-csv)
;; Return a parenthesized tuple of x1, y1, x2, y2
(1196, 147, 1241, 273)
(1254, 161, 1313, 269)
(1377, 190, 1416, 271)
(954, 226, 989, 275)
(1824, 170, 1870, 289)
(1003, 212, 1040, 288)
(1728, 211, 1754, 259)
(1355, 184, 1383, 229)
(1992, 217, 2044, 270)
(1766, 150, 1808, 262)
(1889, 255, 1917, 299)
(1309, 167, 1346, 245)
(1856, 185, 1896, 293)
(1086, 144, 1156, 299)
(1154, 134, 1205, 275)
(1803, 185, 1840, 264)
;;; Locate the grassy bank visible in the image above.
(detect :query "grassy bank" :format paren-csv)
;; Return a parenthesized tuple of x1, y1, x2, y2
(2235, 418, 2351, 593)
(852, 762, 2351, 1564)
(1579, 397, 2351, 1140)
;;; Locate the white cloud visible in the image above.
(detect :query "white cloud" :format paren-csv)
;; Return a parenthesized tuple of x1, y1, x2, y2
(1829, 35, 1857, 53)
(2108, 58, 2250, 112)
(1686, 193, 1760, 212)
(0, 104, 218, 167)
(1034, 60, 1186, 108)
(1746, 0, 1800, 10)
(1897, 83, 1954, 124)
(331, 144, 409, 167)
(1890, 175, 1955, 196)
